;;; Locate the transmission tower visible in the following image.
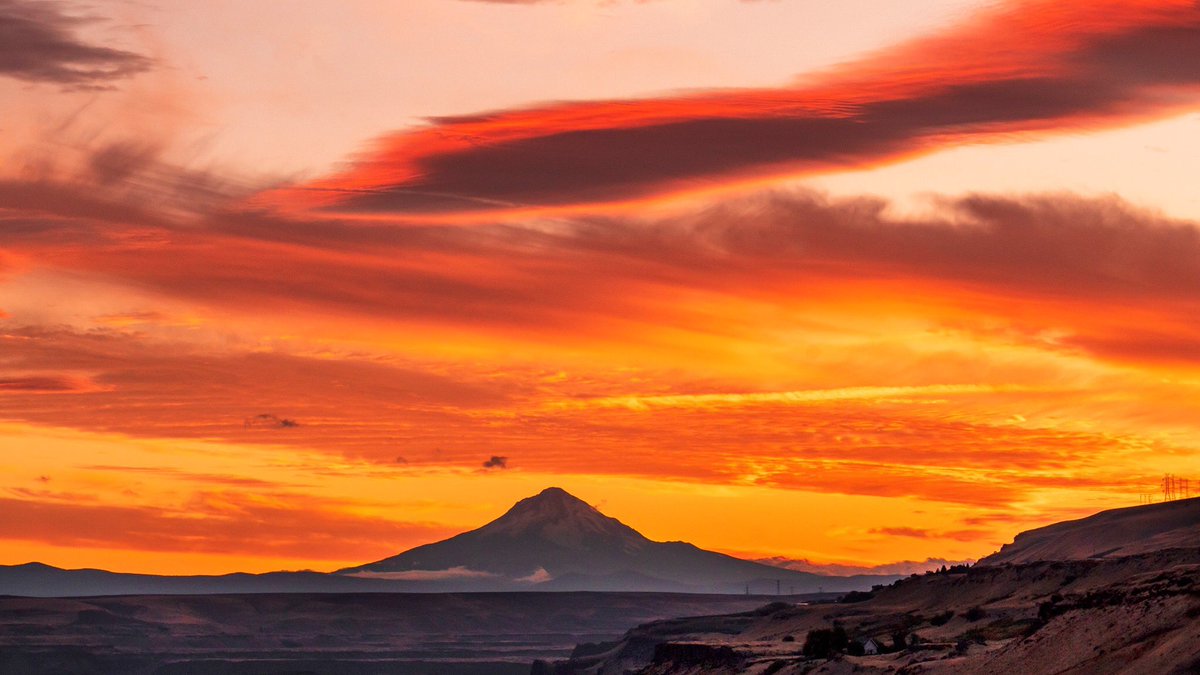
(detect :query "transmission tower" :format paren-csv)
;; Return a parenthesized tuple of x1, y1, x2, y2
(1160, 474, 1194, 502)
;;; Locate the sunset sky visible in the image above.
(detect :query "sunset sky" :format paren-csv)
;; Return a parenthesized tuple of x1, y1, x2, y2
(3, 0, 1200, 575)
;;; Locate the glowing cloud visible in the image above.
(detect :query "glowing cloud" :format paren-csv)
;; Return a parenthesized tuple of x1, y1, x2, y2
(258, 0, 1200, 220)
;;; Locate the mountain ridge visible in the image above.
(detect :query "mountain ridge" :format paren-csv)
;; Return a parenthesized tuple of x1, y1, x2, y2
(0, 488, 896, 596)
(339, 486, 894, 593)
(979, 495, 1200, 565)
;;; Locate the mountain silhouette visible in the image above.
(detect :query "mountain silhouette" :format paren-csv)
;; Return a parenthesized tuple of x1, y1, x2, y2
(0, 488, 895, 596)
(339, 487, 890, 593)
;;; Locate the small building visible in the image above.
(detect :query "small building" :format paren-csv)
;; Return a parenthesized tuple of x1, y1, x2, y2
(861, 637, 883, 655)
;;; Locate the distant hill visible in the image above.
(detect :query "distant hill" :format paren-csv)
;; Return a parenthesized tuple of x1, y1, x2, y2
(0, 562, 409, 597)
(340, 487, 895, 593)
(755, 556, 973, 577)
(979, 496, 1200, 565)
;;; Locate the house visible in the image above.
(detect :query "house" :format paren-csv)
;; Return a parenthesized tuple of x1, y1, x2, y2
(861, 637, 883, 655)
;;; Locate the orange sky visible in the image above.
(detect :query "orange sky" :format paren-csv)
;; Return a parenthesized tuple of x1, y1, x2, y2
(2, 0, 1200, 575)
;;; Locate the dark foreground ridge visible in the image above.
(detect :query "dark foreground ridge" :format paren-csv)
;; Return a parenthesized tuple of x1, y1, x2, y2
(979, 495, 1200, 565)
(0, 591, 802, 675)
(544, 497, 1200, 674)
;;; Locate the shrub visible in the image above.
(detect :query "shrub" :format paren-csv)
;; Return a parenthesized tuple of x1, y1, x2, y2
(930, 610, 955, 626)
(965, 606, 986, 622)
(802, 626, 850, 659)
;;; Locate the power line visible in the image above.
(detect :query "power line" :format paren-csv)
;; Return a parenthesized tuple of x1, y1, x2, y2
(1160, 474, 1194, 502)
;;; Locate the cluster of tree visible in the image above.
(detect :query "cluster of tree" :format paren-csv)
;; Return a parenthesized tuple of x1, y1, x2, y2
(839, 590, 874, 603)
(924, 563, 973, 575)
(802, 625, 927, 659)
(801, 626, 850, 658)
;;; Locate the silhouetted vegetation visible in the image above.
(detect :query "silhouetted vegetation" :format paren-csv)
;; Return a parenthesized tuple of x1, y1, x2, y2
(652, 643, 740, 669)
(840, 590, 874, 603)
(763, 660, 793, 674)
(965, 605, 987, 622)
(802, 626, 849, 658)
(753, 601, 793, 616)
(929, 610, 955, 626)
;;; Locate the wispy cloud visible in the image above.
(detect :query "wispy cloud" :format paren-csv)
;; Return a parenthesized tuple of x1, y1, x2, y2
(0, 492, 452, 560)
(0, 374, 105, 394)
(0, 0, 153, 88)
(562, 384, 1041, 410)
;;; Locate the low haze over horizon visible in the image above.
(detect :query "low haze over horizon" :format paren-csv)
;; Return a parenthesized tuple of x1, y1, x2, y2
(3, 0, 1200, 575)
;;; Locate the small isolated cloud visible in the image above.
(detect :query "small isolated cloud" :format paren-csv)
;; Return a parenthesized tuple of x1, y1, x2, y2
(394, 455, 408, 464)
(0, 0, 154, 87)
(345, 566, 498, 581)
(243, 413, 300, 429)
(482, 455, 508, 469)
(516, 567, 553, 584)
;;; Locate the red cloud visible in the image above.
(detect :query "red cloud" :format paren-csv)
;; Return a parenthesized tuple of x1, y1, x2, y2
(0, 375, 104, 394)
(0, 493, 452, 560)
(256, 0, 1200, 220)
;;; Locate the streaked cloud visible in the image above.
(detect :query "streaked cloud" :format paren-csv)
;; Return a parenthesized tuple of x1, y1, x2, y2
(0, 493, 452, 560)
(0, 374, 105, 394)
(564, 384, 1042, 411)
(0, 0, 153, 88)
(259, 0, 1200, 220)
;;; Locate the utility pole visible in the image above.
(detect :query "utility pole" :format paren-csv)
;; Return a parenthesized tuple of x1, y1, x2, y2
(776, 579, 781, 595)
(1163, 474, 1176, 502)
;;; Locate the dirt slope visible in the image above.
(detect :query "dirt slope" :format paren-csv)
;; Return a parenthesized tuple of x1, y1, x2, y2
(979, 497, 1200, 566)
